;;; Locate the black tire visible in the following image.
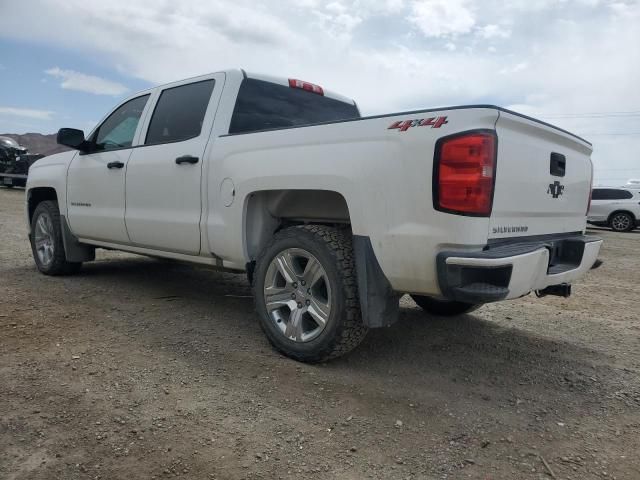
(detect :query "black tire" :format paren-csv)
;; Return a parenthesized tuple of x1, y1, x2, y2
(410, 294, 481, 316)
(30, 200, 82, 275)
(609, 212, 635, 232)
(254, 225, 367, 363)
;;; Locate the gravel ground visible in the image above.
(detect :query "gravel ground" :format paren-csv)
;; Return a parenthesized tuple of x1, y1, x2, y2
(1, 187, 639, 480)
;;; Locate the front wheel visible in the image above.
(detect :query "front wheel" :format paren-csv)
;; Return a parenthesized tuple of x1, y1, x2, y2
(254, 225, 368, 363)
(410, 294, 481, 316)
(609, 212, 634, 232)
(30, 201, 82, 275)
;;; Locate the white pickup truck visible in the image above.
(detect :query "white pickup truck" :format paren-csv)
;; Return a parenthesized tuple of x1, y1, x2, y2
(26, 69, 602, 362)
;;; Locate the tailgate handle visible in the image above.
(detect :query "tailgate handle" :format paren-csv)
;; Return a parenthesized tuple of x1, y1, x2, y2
(550, 152, 566, 177)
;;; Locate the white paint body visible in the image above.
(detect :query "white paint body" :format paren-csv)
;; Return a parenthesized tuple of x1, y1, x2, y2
(26, 69, 600, 298)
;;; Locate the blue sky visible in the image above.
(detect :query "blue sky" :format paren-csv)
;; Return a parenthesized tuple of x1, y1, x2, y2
(0, 38, 150, 134)
(0, 0, 639, 185)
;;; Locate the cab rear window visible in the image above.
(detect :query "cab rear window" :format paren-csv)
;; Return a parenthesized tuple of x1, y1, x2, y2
(229, 78, 359, 134)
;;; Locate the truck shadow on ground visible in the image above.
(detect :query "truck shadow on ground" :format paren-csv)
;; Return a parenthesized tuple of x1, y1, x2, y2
(49, 254, 626, 406)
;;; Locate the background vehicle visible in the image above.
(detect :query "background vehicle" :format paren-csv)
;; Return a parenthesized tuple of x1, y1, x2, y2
(588, 187, 640, 232)
(0, 136, 43, 188)
(25, 69, 602, 362)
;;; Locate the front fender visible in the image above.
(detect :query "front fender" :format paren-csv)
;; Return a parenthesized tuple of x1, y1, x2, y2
(25, 151, 76, 233)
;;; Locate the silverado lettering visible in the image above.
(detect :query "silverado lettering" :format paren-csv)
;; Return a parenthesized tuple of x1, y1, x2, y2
(492, 226, 529, 234)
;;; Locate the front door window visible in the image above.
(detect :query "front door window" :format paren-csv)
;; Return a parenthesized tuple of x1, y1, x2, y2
(92, 94, 150, 151)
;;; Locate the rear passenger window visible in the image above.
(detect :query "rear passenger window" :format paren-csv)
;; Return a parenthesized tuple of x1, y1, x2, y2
(591, 189, 633, 200)
(145, 80, 215, 145)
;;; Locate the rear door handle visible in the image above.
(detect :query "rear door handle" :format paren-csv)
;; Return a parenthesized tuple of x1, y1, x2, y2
(107, 161, 125, 169)
(176, 155, 199, 165)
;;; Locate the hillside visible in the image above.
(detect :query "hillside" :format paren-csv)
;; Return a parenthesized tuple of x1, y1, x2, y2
(0, 133, 69, 156)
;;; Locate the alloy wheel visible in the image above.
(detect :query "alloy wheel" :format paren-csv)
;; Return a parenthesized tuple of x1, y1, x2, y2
(263, 248, 332, 343)
(34, 212, 55, 267)
(611, 213, 631, 232)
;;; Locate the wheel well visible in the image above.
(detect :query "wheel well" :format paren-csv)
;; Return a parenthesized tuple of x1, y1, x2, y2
(608, 210, 636, 223)
(28, 187, 58, 224)
(244, 190, 351, 261)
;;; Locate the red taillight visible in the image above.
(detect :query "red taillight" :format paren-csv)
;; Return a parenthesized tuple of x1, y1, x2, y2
(434, 131, 497, 216)
(288, 78, 324, 96)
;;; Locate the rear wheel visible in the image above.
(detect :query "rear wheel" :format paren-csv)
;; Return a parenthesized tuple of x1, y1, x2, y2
(30, 201, 82, 275)
(609, 212, 634, 232)
(410, 294, 481, 316)
(254, 225, 367, 363)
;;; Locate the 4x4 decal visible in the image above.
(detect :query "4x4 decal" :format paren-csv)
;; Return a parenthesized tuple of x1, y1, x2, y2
(388, 116, 448, 132)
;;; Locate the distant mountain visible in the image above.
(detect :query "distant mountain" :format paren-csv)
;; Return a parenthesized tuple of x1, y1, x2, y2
(0, 133, 70, 157)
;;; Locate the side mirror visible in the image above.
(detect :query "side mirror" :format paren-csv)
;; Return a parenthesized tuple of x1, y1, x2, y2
(57, 128, 89, 151)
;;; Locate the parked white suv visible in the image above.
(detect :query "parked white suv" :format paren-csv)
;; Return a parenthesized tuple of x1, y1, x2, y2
(25, 69, 602, 362)
(588, 187, 640, 232)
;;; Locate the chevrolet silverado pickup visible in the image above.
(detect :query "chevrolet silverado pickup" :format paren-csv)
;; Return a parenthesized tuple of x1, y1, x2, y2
(25, 69, 602, 362)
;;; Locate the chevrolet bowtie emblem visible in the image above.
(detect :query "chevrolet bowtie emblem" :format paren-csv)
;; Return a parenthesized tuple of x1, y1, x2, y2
(547, 180, 565, 199)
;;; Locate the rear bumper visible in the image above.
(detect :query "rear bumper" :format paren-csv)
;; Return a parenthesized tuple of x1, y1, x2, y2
(437, 234, 602, 303)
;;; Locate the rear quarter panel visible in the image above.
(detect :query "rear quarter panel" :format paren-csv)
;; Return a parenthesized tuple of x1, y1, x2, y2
(206, 108, 500, 294)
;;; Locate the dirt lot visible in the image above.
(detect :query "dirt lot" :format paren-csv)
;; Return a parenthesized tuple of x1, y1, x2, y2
(1, 187, 639, 480)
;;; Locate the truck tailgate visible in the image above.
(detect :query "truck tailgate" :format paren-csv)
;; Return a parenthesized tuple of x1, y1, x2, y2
(489, 111, 593, 239)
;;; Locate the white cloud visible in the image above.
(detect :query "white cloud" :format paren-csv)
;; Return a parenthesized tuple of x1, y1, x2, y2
(478, 24, 511, 39)
(326, 1, 347, 13)
(408, 0, 475, 38)
(499, 62, 528, 75)
(356, 0, 405, 14)
(45, 67, 129, 96)
(312, 2, 363, 39)
(0, 106, 54, 120)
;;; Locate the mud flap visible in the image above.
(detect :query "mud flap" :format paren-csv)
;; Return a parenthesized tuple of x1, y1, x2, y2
(352, 235, 400, 328)
(61, 215, 95, 262)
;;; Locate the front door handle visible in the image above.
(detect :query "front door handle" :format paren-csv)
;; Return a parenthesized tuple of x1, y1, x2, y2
(107, 161, 125, 169)
(176, 155, 199, 165)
